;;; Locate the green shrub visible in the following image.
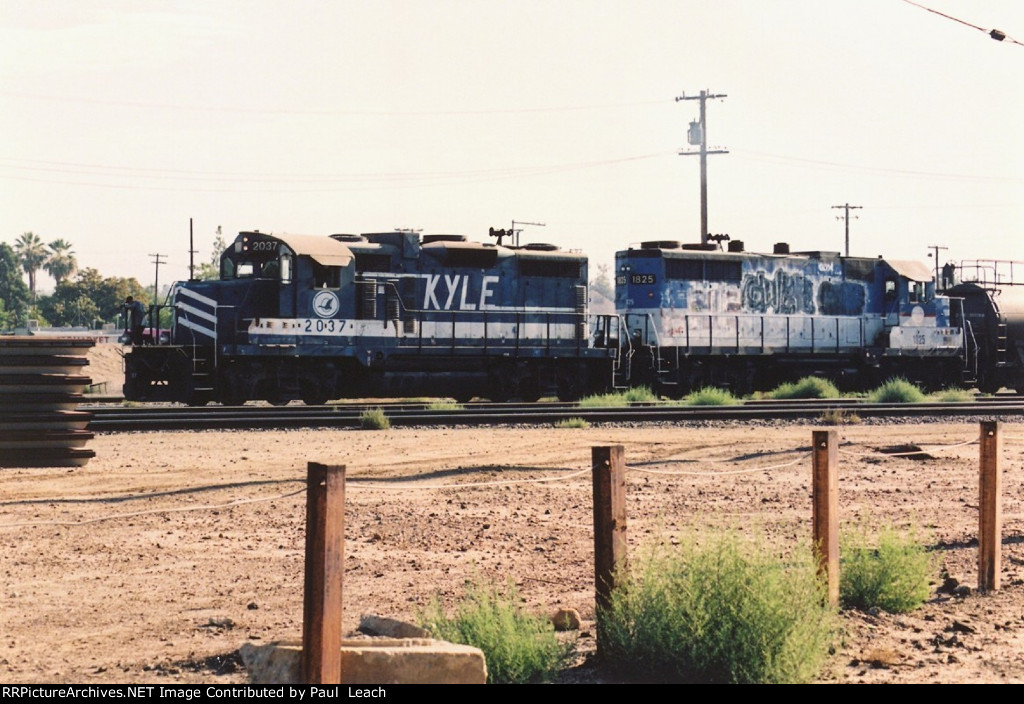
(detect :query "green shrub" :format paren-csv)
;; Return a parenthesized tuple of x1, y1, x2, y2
(771, 376, 841, 400)
(599, 531, 838, 683)
(931, 387, 972, 403)
(840, 524, 936, 613)
(425, 400, 465, 411)
(579, 391, 629, 407)
(682, 386, 740, 406)
(579, 386, 659, 407)
(868, 378, 926, 403)
(419, 581, 573, 684)
(624, 386, 659, 403)
(554, 417, 589, 429)
(358, 407, 391, 430)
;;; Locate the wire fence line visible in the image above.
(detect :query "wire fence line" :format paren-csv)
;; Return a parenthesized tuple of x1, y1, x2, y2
(0, 487, 307, 529)
(837, 437, 979, 458)
(629, 453, 810, 476)
(3, 428, 1013, 530)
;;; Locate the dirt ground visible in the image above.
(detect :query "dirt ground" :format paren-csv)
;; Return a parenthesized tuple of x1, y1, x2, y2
(2, 347, 1024, 684)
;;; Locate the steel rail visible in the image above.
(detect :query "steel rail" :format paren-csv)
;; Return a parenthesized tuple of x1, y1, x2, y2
(85, 398, 1024, 432)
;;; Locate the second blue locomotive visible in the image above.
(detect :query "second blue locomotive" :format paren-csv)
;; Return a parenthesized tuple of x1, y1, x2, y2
(614, 240, 987, 395)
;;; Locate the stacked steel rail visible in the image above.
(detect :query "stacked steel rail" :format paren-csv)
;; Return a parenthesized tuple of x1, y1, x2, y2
(0, 337, 96, 467)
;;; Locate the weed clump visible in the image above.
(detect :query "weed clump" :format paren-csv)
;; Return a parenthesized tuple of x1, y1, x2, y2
(419, 581, 572, 684)
(820, 408, 862, 425)
(554, 417, 589, 429)
(599, 530, 838, 683)
(624, 386, 659, 403)
(931, 387, 972, 403)
(840, 524, 936, 613)
(682, 387, 740, 406)
(358, 407, 391, 430)
(425, 400, 465, 411)
(868, 378, 926, 403)
(579, 386, 657, 407)
(771, 376, 841, 400)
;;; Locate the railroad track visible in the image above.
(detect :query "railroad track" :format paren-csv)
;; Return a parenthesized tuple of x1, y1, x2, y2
(83, 396, 1024, 432)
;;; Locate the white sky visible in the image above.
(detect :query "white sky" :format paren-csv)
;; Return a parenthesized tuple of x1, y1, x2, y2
(2, 0, 1022, 288)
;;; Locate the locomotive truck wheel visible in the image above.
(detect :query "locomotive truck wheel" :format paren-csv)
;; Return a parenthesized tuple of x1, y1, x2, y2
(556, 367, 585, 402)
(300, 380, 329, 406)
(216, 383, 247, 406)
(977, 373, 1001, 394)
(519, 375, 542, 403)
(487, 364, 516, 402)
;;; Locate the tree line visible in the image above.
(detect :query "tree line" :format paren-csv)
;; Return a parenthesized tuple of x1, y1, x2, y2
(1, 232, 148, 331)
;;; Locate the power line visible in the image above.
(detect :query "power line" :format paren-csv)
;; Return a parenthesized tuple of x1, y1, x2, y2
(0, 89, 667, 116)
(899, 0, 1024, 46)
(735, 148, 1024, 183)
(0, 151, 673, 193)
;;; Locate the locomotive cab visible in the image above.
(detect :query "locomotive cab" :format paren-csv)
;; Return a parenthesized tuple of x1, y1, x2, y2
(884, 258, 962, 382)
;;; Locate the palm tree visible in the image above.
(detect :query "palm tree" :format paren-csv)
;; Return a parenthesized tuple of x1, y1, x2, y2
(13, 232, 47, 299)
(45, 238, 77, 285)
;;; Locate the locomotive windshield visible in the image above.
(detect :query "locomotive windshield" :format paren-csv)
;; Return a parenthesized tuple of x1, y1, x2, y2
(221, 233, 287, 280)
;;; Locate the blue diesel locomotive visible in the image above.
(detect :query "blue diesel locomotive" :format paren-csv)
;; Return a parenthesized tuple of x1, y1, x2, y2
(613, 240, 994, 395)
(124, 230, 1024, 404)
(123, 230, 618, 405)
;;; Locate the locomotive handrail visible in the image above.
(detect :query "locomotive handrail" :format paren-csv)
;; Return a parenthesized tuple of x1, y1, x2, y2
(957, 259, 1024, 288)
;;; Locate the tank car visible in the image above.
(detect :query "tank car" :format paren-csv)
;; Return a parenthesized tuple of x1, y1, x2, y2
(614, 240, 969, 395)
(945, 260, 1024, 393)
(123, 230, 618, 405)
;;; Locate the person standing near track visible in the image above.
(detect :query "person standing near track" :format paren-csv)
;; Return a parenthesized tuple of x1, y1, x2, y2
(124, 296, 146, 345)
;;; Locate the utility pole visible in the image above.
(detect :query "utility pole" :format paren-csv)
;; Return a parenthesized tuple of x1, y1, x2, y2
(676, 90, 728, 246)
(831, 203, 862, 256)
(928, 244, 949, 289)
(188, 218, 197, 281)
(511, 220, 546, 248)
(149, 253, 167, 309)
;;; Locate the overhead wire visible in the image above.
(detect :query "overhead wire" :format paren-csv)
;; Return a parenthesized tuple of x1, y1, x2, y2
(0, 90, 666, 116)
(0, 151, 674, 192)
(899, 0, 1024, 46)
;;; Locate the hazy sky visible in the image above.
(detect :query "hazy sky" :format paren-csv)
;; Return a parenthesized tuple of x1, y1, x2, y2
(2, 0, 1021, 288)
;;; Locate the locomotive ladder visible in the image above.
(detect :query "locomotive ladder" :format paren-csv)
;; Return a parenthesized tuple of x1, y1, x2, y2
(188, 350, 215, 396)
(961, 320, 980, 385)
(996, 322, 1009, 365)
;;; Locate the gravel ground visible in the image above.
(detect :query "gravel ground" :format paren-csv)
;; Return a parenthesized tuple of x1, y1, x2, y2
(2, 416, 1024, 684)
(4, 344, 1023, 684)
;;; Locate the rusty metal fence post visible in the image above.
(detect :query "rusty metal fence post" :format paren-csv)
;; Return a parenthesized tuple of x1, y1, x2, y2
(592, 445, 627, 657)
(812, 430, 839, 606)
(979, 421, 1002, 592)
(302, 462, 346, 684)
